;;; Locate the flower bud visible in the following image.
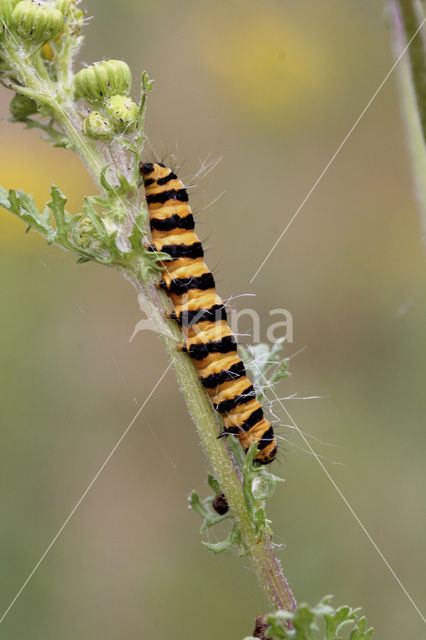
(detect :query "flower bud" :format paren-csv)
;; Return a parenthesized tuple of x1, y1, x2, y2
(105, 94, 138, 134)
(73, 216, 100, 251)
(9, 92, 37, 119)
(11, 0, 64, 43)
(82, 111, 114, 142)
(74, 60, 132, 104)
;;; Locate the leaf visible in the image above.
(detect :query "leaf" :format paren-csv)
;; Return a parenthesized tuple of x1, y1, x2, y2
(129, 207, 148, 252)
(188, 489, 230, 534)
(47, 185, 72, 242)
(99, 164, 115, 196)
(82, 197, 123, 262)
(264, 610, 293, 639)
(255, 597, 374, 640)
(324, 606, 358, 639)
(23, 117, 71, 148)
(1, 188, 56, 244)
(349, 618, 374, 640)
(189, 490, 211, 518)
(141, 70, 154, 95)
(207, 474, 222, 496)
(270, 357, 290, 384)
(291, 603, 316, 640)
(202, 523, 241, 555)
(240, 339, 290, 402)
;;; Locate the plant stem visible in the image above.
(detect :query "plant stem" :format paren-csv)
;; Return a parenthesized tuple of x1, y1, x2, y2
(397, 0, 426, 141)
(127, 271, 296, 612)
(390, 0, 426, 245)
(3, 30, 297, 614)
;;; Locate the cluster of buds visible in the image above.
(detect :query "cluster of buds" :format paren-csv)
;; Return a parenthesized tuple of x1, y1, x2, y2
(0, 0, 84, 53)
(74, 59, 139, 141)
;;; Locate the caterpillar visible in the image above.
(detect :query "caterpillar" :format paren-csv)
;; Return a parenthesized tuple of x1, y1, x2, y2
(140, 161, 277, 465)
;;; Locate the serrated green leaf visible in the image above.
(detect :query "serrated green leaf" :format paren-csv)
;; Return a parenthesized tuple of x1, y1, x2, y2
(270, 358, 290, 384)
(324, 605, 358, 639)
(141, 70, 154, 94)
(188, 487, 230, 534)
(1, 188, 56, 243)
(292, 604, 316, 640)
(116, 169, 132, 192)
(253, 597, 374, 640)
(129, 209, 147, 252)
(188, 490, 212, 522)
(240, 339, 290, 403)
(47, 186, 71, 242)
(349, 617, 374, 640)
(264, 611, 292, 639)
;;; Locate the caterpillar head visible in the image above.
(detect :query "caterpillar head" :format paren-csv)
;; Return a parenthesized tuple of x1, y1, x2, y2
(140, 161, 166, 179)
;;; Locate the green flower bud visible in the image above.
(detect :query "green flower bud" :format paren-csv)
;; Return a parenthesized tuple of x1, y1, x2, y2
(104, 94, 138, 134)
(0, 0, 21, 24)
(11, 0, 64, 44)
(73, 216, 101, 251)
(74, 60, 132, 104)
(9, 92, 37, 119)
(82, 111, 114, 142)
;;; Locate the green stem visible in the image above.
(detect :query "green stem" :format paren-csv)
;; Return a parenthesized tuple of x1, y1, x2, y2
(52, 103, 106, 187)
(391, 1, 426, 245)
(126, 271, 296, 612)
(2, 26, 297, 615)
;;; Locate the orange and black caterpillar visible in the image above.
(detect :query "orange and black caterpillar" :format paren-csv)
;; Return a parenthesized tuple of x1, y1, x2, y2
(140, 162, 277, 465)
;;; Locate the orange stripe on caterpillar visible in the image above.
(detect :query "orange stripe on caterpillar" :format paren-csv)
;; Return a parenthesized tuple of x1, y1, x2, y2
(140, 161, 277, 465)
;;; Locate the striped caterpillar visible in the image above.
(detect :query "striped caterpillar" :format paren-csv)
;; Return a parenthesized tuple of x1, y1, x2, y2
(140, 162, 277, 465)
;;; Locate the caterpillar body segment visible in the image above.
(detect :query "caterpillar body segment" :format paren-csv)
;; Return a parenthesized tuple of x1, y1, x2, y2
(140, 161, 277, 465)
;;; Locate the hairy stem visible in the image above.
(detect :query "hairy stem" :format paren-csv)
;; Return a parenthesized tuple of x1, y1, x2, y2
(2, 25, 297, 614)
(127, 271, 296, 612)
(390, 0, 426, 244)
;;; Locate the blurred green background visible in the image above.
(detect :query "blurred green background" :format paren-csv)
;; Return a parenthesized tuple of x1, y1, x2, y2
(0, 0, 425, 638)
